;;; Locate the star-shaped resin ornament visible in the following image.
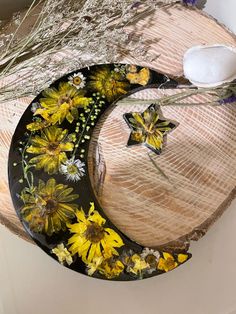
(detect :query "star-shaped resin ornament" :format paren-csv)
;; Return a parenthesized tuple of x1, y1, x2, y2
(123, 104, 179, 155)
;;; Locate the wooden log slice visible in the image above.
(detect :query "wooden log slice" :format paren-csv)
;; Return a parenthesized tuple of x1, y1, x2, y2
(88, 90, 236, 249)
(1, 4, 236, 245)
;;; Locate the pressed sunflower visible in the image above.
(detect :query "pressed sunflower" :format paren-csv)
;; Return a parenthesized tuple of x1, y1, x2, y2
(35, 82, 91, 124)
(20, 178, 79, 235)
(27, 126, 74, 174)
(124, 104, 178, 154)
(87, 65, 130, 102)
(67, 202, 124, 263)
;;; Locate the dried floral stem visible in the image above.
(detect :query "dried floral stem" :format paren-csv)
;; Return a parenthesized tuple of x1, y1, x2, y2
(20, 135, 34, 189)
(119, 98, 221, 107)
(118, 82, 236, 107)
(0, 0, 185, 102)
(72, 102, 97, 158)
(147, 153, 172, 184)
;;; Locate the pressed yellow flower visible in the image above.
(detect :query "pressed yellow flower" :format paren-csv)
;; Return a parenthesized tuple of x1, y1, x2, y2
(126, 67, 150, 86)
(35, 82, 91, 124)
(127, 254, 149, 276)
(88, 65, 130, 102)
(52, 243, 73, 265)
(99, 258, 124, 279)
(124, 104, 178, 154)
(20, 178, 79, 235)
(67, 202, 124, 263)
(86, 256, 104, 276)
(27, 126, 74, 174)
(157, 252, 178, 272)
(177, 253, 189, 263)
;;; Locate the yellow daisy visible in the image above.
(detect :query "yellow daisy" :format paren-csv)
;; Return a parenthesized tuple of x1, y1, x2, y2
(67, 202, 124, 263)
(35, 82, 92, 124)
(87, 65, 130, 102)
(20, 178, 79, 235)
(27, 126, 74, 174)
(98, 258, 124, 279)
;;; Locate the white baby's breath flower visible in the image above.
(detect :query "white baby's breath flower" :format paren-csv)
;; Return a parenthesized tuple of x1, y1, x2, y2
(68, 72, 86, 89)
(60, 158, 85, 181)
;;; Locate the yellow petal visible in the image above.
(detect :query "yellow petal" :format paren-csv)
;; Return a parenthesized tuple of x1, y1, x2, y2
(75, 208, 87, 223)
(163, 252, 174, 261)
(177, 254, 188, 263)
(89, 210, 106, 226)
(88, 202, 95, 215)
(132, 112, 145, 128)
(104, 228, 124, 248)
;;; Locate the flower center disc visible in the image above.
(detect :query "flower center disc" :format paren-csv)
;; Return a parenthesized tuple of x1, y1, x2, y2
(73, 77, 82, 85)
(59, 96, 72, 106)
(47, 142, 59, 151)
(145, 254, 157, 268)
(67, 164, 79, 175)
(84, 223, 105, 243)
(45, 199, 58, 213)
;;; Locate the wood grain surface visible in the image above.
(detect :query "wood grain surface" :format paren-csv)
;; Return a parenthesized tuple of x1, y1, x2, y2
(1, 4, 236, 246)
(88, 90, 236, 249)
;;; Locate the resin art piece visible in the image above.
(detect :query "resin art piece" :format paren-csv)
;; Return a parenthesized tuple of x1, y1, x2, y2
(8, 64, 191, 281)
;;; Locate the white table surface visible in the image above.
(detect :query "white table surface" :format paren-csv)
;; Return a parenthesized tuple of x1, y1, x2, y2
(1, 1, 236, 313)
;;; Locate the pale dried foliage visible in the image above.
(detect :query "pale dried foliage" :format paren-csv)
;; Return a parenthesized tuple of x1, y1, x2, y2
(0, 0, 183, 102)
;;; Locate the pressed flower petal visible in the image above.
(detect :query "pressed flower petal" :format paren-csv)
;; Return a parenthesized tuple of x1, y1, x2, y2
(177, 254, 189, 263)
(59, 142, 74, 151)
(30, 136, 49, 147)
(89, 211, 106, 225)
(104, 228, 124, 247)
(42, 87, 60, 99)
(132, 112, 146, 128)
(163, 252, 174, 260)
(75, 208, 87, 222)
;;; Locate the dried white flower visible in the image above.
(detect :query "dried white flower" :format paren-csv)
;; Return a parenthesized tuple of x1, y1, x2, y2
(68, 72, 86, 89)
(140, 247, 160, 274)
(60, 158, 85, 182)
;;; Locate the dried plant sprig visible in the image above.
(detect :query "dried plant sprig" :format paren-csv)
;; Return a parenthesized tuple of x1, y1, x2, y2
(118, 82, 236, 107)
(0, 0, 188, 103)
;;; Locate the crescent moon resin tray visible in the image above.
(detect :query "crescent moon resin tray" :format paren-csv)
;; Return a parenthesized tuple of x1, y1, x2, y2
(8, 63, 236, 281)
